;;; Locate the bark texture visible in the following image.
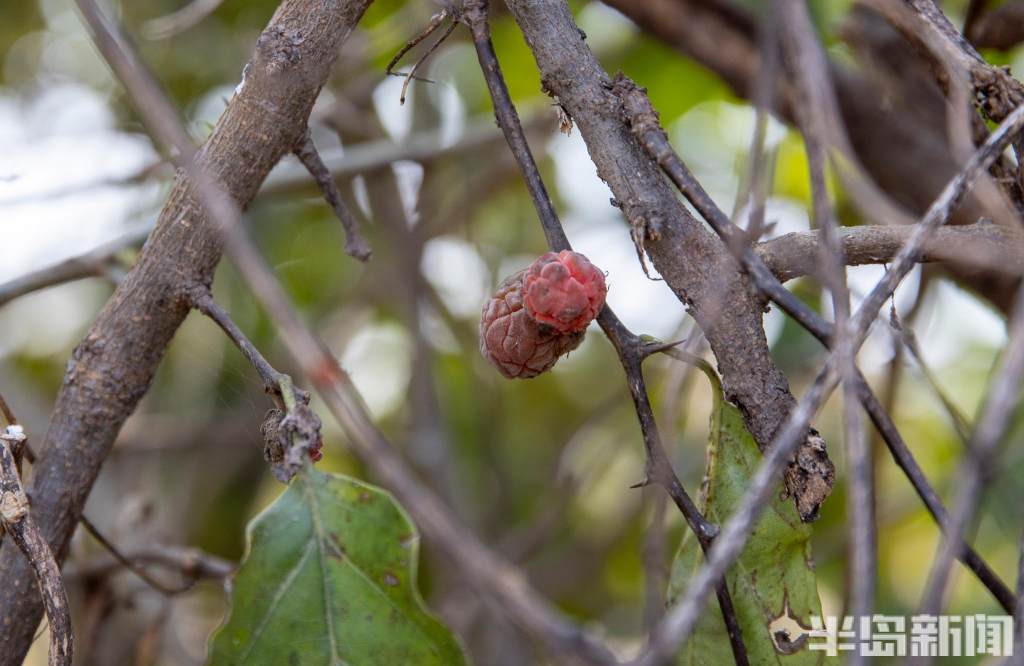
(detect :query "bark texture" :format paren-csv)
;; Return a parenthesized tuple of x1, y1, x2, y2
(0, 1, 371, 661)
(505, 0, 835, 520)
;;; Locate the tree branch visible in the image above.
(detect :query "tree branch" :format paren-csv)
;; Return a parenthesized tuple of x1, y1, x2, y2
(602, 0, 1023, 312)
(0, 428, 72, 666)
(756, 222, 1024, 282)
(292, 127, 372, 261)
(619, 74, 1017, 617)
(778, 0, 875, 646)
(56, 2, 619, 663)
(463, 4, 748, 662)
(0, 1, 373, 661)
(503, 0, 835, 522)
(623, 71, 1024, 666)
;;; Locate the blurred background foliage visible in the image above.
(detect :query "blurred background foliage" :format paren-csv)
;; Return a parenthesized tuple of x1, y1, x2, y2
(0, 0, 1021, 664)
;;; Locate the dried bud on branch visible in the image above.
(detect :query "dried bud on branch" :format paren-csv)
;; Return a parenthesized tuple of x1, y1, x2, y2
(480, 251, 606, 379)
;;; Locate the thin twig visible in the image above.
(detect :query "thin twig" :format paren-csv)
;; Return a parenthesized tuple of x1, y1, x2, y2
(77, 515, 206, 595)
(64, 544, 233, 584)
(191, 291, 292, 400)
(143, 0, 226, 39)
(464, 2, 750, 663)
(919, 281, 1024, 616)
(384, 9, 454, 105)
(778, 0, 874, 652)
(400, 20, 456, 106)
(385, 10, 448, 77)
(292, 128, 371, 261)
(0, 430, 72, 666)
(888, 309, 972, 441)
(0, 225, 150, 308)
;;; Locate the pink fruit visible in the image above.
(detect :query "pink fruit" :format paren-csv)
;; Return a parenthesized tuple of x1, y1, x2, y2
(523, 250, 607, 334)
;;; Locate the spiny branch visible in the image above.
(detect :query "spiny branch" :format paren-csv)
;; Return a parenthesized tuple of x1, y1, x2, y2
(463, 2, 749, 663)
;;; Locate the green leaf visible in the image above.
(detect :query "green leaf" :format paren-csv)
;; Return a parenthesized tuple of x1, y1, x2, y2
(208, 468, 466, 666)
(668, 367, 834, 665)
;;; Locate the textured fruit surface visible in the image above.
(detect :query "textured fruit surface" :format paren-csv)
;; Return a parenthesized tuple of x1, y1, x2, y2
(523, 250, 607, 333)
(479, 271, 584, 379)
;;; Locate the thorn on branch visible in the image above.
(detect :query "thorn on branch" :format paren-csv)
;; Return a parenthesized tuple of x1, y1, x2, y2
(630, 476, 652, 489)
(293, 128, 371, 262)
(385, 8, 457, 105)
